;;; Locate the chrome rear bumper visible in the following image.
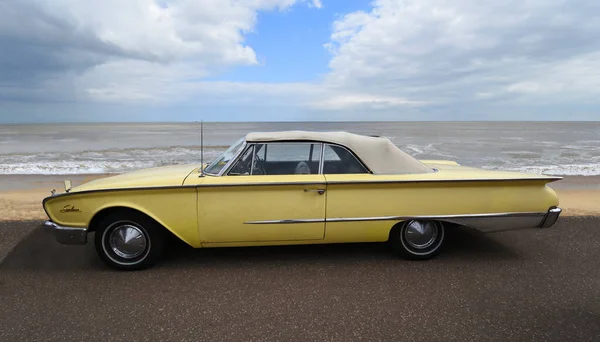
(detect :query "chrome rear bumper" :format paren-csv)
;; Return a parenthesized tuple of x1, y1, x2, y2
(43, 221, 88, 245)
(538, 207, 562, 228)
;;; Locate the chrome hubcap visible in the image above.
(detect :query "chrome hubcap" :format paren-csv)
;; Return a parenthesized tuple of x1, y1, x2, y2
(404, 220, 438, 249)
(109, 225, 147, 259)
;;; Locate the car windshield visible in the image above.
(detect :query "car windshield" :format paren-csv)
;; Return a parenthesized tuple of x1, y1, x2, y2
(203, 138, 245, 175)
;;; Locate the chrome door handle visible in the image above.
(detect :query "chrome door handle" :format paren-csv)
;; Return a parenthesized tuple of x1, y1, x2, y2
(304, 189, 326, 195)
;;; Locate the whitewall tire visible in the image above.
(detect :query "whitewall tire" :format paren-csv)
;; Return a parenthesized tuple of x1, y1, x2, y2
(390, 220, 446, 260)
(94, 211, 165, 270)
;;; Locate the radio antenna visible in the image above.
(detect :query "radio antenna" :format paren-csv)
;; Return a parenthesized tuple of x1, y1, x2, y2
(200, 120, 205, 177)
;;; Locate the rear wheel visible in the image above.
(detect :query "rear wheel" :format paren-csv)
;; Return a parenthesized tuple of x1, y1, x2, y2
(389, 220, 445, 260)
(94, 211, 165, 270)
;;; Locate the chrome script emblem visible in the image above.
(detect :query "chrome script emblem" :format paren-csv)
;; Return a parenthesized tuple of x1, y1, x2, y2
(60, 205, 81, 213)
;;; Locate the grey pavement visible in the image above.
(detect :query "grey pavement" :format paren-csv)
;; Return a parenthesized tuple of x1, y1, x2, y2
(1, 217, 599, 341)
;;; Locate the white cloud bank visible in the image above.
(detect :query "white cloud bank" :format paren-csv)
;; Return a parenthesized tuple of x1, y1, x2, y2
(1, 0, 600, 121)
(323, 0, 600, 115)
(0, 0, 320, 99)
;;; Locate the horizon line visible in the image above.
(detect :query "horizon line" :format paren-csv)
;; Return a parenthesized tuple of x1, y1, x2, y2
(2, 119, 600, 125)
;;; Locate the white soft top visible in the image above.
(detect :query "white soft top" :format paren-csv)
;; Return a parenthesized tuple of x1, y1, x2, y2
(245, 130, 434, 174)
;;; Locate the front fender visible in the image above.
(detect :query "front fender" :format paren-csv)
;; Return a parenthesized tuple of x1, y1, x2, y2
(43, 187, 200, 247)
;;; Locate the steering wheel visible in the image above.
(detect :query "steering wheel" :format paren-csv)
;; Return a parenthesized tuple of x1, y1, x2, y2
(252, 154, 266, 175)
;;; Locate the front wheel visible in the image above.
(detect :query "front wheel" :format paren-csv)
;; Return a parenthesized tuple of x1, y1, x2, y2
(389, 220, 445, 260)
(94, 212, 165, 270)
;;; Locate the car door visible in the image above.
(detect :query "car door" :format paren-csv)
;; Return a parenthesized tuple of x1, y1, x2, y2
(320, 144, 389, 243)
(196, 142, 327, 243)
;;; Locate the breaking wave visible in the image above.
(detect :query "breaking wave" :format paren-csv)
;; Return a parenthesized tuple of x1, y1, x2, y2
(0, 161, 158, 175)
(0, 147, 224, 175)
(1, 128, 599, 176)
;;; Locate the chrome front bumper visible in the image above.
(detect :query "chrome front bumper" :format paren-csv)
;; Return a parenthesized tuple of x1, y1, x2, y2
(538, 207, 562, 228)
(43, 221, 88, 245)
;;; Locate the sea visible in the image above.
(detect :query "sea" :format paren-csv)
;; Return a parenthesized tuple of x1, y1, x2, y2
(0, 122, 599, 176)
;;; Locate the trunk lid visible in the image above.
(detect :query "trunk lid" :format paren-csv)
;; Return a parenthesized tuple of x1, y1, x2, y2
(419, 160, 562, 183)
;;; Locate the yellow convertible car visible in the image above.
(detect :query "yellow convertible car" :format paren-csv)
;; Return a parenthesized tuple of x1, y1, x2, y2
(43, 131, 562, 270)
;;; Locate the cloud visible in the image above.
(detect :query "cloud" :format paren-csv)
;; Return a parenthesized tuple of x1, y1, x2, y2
(1, 0, 600, 121)
(322, 0, 600, 117)
(310, 0, 323, 9)
(310, 94, 425, 110)
(0, 0, 319, 101)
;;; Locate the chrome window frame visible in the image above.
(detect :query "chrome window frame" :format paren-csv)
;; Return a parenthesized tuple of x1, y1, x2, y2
(222, 141, 325, 176)
(216, 139, 372, 176)
(318, 143, 325, 174)
(250, 144, 256, 173)
(204, 140, 248, 177)
(224, 143, 256, 176)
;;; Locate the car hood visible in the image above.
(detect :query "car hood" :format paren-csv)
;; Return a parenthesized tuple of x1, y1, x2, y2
(71, 164, 200, 192)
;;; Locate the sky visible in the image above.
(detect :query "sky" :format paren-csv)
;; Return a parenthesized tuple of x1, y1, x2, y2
(1, 0, 599, 123)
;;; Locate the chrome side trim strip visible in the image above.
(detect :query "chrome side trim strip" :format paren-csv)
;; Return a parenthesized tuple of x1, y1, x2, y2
(43, 182, 329, 203)
(243, 208, 561, 233)
(200, 177, 560, 188)
(326, 177, 562, 185)
(245, 218, 325, 224)
(43, 220, 88, 245)
(198, 182, 327, 188)
(333, 212, 545, 222)
(244, 211, 544, 225)
(42, 185, 199, 204)
(43, 177, 561, 202)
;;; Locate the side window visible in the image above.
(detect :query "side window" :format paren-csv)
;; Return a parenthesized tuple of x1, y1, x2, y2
(253, 142, 322, 175)
(323, 144, 369, 174)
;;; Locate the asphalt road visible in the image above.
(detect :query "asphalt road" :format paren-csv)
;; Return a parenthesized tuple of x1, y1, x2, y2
(1, 217, 599, 341)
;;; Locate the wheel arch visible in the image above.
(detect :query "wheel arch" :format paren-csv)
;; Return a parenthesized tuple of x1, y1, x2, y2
(89, 206, 145, 232)
(88, 206, 192, 247)
(388, 219, 455, 241)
